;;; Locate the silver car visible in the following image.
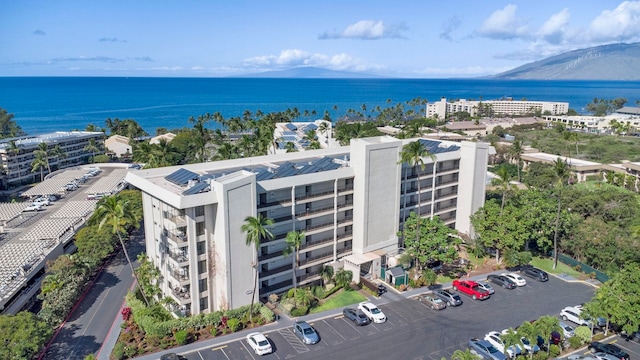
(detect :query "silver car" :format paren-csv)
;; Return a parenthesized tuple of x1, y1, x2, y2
(476, 281, 495, 295)
(293, 321, 319, 345)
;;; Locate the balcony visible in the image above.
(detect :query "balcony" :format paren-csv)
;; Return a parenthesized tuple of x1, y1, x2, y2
(295, 204, 335, 218)
(258, 249, 285, 262)
(435, 178, 459, 188)
(170, 267, 189, 282)
(171, 287, 191, 303)
(298, 273, 321, 286)
(258, 197, 293, 209)
(337, 184, 354, 193)
(299, 236, 334, 252)
(166, 232, 187, 244)
(168, 251, 189, 264)
(259, 263, 293, 278)
(337, 231, 353, 242)
(260, 279, 293, 295)
(169, 215, 187, 227)
(337, 215, 353, 225)
(295, 189, 334, 202)
(337, 200, 353, 209)
(299, 251, 334, 268)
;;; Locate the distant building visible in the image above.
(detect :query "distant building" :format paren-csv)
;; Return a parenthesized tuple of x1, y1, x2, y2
(439, 121, 487, 137)
(427, 97, 569, 119)
(150, 132, 177, 145)
(0, 131, 105, 190)
(105, 135, 132, 158)
(543, 107, 640, 134)
(125, 136, 491, 316)
(271, 121, 333, 154)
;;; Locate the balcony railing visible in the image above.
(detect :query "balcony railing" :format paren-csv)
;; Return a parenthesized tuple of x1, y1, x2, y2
(167, 232, 187, 243)
(258, 197, 293, 209)
(299, 251, 333, 266)
(171, 287, 191, 301)
(171, 268, 189, 281)
(260, 279, 293, 295)
(168, 251, 188, 264)
(258, 249, 285, 262)
(295, 204, 335, 217)
(259, 263, 293, 278)
(337, 184, 354, 192)
(295, 189, 334, 201)
(169, 215, 187, 227)
(300, 236, 334, 251)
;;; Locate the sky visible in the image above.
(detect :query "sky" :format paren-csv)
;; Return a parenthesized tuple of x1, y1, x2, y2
(1, 1, 640, 78)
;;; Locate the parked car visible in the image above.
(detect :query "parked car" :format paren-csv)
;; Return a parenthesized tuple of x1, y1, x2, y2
(500, 329, 539, 354)
(452, 279, 490, 300)
(160, 354, 185, 360)
(293, 321, 319, 345)
(501, 272, 527, 286)
(484, 331, 522, 358)
(468, 338, 506, 360)
(568, 356, 598, 360)
(358, 302, 386, 323)
(588, 341, 630, 360)
(377, 284, 387, 296)
(560, 305, 594, 327)
(23, 203, 44, 212)
(592, 353, 624, 360)
(476, 281, 495, 295)
(521, 266, 549, 282)
(486, 274, 516, 289)
(32, 197, 51, 206)
(343, 307, 370, 326)
(625, 331, 640, 343)
(559, 320, 575, 338)
(246, 332, 273, 355)
(417, 294, 446, 310)
(433, 288, 463, 307)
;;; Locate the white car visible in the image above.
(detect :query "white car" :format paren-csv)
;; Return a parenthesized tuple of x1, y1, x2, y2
(23, 203, 44, 212)
(560, 305, 591, 326)
(484, 331, 522, 358)
(32, 197, 50, 206)
(246, 332, 272, 355)
(357, 301, 386, 323)
(501, 272, 526, 286)
(592, 353, 621, 360)
(559, 320, 575, 338)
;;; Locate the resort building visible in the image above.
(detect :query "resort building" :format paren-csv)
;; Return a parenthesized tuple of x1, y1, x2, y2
(0, 131, 105, 190)
(271, 120, 333, 154)
(105, 135, 132, 158)
(543, 108, 640, 134)
(427, 97, 569, 119)
(125, 136, 492, 316)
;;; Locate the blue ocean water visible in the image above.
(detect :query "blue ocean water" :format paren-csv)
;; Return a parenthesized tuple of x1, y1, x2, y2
(1, 77, 639, 136)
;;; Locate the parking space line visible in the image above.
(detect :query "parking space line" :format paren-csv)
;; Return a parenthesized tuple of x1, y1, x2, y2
(240, 340, 258, 360)
(212, 345, 228, 351)
(278, 328, 310, 354)
(322, 319, 347, 341)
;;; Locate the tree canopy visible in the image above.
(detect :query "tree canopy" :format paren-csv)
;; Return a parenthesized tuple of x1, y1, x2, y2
(398, 213, 459, 270)
(0, 107, 26, 139)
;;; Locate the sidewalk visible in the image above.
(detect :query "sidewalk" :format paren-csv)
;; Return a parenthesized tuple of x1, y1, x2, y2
(111, 268, 595, 360)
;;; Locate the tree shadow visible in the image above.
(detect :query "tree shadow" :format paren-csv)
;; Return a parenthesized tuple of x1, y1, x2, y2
(43, 324, 101, 360)
(66, 270, 121, 322)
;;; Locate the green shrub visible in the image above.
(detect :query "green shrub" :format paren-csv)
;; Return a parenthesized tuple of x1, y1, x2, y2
(321, 285, 343, 299)
(421, 269, 437, 286)
(93, 154, 111, 163)
(124, 344, 138, 358)
(574, 325, 592, 344)
(174, 329, 188, 345)
(549, 344, 561, 358)
(287, 288, 296, 299)
(260, 306, 275, 323)
(312, 286, 324, 298)
(227, 318, 241, 332)
(111, 342, 125, 360)
(290, 306, 309, 317)
(146, 334, 160, 347)
(568, 336, 582, 349)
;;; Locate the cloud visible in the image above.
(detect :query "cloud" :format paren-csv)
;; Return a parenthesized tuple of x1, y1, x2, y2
(32, 29, 46, 36)
(476, 4, 528, 40)
(440, 16, 462, 41)
(586, 1, 640, 42)
(319, 20, 408, 40)
(537, 8, 570, 44)
(99, 37, 127, 42)
(243, 49, 383, 72)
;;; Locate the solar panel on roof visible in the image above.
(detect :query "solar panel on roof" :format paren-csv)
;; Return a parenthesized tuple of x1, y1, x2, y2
(182, 181, 210, 195)
(283, 131, 296, 136)
(306, 123, 318, 130)
(285, 123, 297, 131)
(166, 168, 199, 186)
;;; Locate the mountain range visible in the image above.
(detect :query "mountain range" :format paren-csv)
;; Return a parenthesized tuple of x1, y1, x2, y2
(490, 42, 640, 80)
(244, 42, 640, 80)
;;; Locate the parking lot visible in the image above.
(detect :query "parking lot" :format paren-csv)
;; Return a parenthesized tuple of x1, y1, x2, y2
(564, 335, 640, 360)
(179, 274, 597, 360)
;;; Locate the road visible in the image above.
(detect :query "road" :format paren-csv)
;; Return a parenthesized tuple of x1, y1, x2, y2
(41, 231, 144, 360)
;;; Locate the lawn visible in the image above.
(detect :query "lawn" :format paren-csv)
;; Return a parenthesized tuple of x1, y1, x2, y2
(310, 289, 367, 314)
(530, 256, 582, 277)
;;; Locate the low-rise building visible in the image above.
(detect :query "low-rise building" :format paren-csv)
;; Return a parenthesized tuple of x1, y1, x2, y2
(125, 136, 492, 316)
(427, 97, 568, 119)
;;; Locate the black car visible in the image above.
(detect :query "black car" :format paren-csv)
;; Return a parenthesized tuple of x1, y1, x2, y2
(433, 288, 463, 306)
(588, 341, 630, 360)
(521, 266, 549, 282)
(486, 274, 517, 289)
(343, 307, 370, 326)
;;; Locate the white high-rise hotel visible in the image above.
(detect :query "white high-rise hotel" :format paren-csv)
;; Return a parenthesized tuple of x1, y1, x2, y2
(125, 136, 491, 316)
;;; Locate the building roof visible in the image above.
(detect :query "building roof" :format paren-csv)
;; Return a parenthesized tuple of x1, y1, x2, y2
(617, 107, 640, 115)
(440, 121, 486, 131)
(0, 131, 103, 150)
(150, 132, 176, 145)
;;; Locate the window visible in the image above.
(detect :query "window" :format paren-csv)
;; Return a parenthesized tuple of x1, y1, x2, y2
(197, 241, 206, 256)
(199, 296, 208, 311)
(196, 221, 205, 236)
(195, 206, 205, 217)
(197, 260, 207, 274)
(198, 279, 208, 292)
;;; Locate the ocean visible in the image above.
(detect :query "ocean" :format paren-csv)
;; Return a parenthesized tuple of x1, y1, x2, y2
(1, 77, 639, 136)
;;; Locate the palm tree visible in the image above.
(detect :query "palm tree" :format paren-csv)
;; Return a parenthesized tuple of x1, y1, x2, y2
(83, 138, 100, 163)
(35, 142, 51, 174)
(320, 264, 334, 288)
(534, 316, 561, 354)
(31, 151, 48, 182)
(552, 158, 570, 269)
(241, 214, 274, 323)
(495, 166, 515, 217)
(283, 231, 304, 289)
(51, 144, 67, 168)
(89, 194, 149, 305)
(451, 348, 478, 360)
(510, 138, 524, 182)
(150, 138, 178, 168)
(516, 321, 538, 359)
(500, 328, 524, 360)
(334, 269, 353, 288)
(317, 121, 330, 142)
(189, 114, 211, 162)
(285, 142, 298, 153)
(399, 140, 436, 247)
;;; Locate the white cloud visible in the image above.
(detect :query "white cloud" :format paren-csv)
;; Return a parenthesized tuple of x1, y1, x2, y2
(242, 49, 382, 72)
(587, 1, 640, 42)
(319, 20, 407, 40)
(476, 4, 528, 40)
(537, 8, 570, 44)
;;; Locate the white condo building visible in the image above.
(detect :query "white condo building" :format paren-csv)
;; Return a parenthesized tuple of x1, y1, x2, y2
(125, 136, 491, 316)
(426, 97, 569, 119)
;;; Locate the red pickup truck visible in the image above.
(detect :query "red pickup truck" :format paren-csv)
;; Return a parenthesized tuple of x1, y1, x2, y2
(452, 280, 490, 300)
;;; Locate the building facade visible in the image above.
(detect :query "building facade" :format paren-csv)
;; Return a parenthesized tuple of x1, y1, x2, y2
(125, 136, 491, 316)
(0, 131, 105, 189)
(427, 97, 569, 119)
